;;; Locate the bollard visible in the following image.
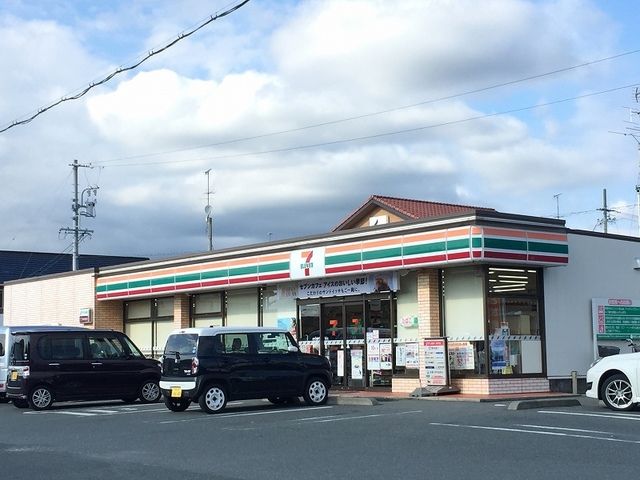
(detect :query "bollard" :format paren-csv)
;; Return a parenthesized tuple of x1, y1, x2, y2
(571, 370, 578, 394)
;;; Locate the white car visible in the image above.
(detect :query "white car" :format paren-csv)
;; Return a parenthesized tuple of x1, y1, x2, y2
(586, 352, 640, 411)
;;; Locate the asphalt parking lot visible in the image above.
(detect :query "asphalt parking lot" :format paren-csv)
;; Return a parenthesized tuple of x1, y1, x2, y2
(1, 396, 639, 480)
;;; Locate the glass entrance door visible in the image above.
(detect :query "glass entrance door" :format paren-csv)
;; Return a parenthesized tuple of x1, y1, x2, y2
(345, 303, 365, 387)
(322, 303, 345, 386)
(321, 302, 365, 388)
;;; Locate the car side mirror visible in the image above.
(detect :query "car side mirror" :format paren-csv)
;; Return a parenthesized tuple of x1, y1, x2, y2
(287, 346, 299, 353)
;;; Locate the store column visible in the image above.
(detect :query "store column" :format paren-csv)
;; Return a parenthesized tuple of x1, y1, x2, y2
(94, 300, 124, 331)
(417, 269, 441, 385)
(173, 294, 190, 329)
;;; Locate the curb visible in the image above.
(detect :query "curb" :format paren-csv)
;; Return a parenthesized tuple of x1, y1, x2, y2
(328, 396, 380, 406)
(507, 397, 582, 410)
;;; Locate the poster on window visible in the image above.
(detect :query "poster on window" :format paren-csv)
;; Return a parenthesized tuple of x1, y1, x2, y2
(448, 341, 475, 370)
(277, 317, 297, 340)
(367, 342, 381, 370)
(351, 349, 363, 380)
(405, 343, 419, 369)
(379, 343, 392, 370)
(395, 344, 406, 367)
(490, 338, 508, 371)
(337, 349, 344, 377)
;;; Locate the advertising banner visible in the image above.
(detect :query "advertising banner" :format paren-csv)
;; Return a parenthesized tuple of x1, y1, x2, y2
(298, 272, 397, 299)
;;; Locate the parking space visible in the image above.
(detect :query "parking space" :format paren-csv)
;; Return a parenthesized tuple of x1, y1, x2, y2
(1, 398, 640, 480)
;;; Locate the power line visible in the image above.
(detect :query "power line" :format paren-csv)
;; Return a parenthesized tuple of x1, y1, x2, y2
(96, 82, 640, 168)
(91, 48, 640, 164)
(0, 0, 251, 134)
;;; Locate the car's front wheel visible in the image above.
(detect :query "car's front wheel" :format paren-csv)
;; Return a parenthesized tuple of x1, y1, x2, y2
(29, 385, 54, 411)
(601, 373, 637, 411)
(139, 379, 161, 403)
(303, 378, 328, 406)
(164, 397, 191, 412)
(199, 384, 227, 414)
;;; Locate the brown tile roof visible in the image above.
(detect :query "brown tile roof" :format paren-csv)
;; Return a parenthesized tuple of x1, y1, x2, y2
(332, 195, 496, 231)
(373, 195, 495, 219)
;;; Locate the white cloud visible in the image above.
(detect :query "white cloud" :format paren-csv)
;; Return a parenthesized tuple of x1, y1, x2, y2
(0, 0, 637, 258)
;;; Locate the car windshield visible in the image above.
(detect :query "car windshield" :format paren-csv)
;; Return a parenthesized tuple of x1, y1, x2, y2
(164, 334, 198, 356)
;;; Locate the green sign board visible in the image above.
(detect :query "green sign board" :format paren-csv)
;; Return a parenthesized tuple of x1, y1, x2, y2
(592, 298, 640, 340)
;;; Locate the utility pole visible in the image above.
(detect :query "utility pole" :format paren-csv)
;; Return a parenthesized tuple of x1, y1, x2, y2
(204, 169, 213, 251)
(59, 160, 98, 270)
(597, 188, 615, 234)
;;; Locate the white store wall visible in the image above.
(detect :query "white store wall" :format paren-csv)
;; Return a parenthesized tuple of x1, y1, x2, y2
(543, 232, 640, 378)
(4, 271, 96, 327)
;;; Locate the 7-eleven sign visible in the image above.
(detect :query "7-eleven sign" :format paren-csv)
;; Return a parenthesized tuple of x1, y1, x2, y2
(290, 247, 326, 280)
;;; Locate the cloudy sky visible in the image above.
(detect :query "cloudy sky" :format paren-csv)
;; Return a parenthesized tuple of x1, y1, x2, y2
(1, 0, 640, 259)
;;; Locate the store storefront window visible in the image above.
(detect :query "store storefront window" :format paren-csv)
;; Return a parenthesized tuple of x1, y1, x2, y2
(226, 288, 259, 327)
(192, 292, 223, 328)
(487, 267, 543, 375)
(394, 271, 420, 376)
(298, 304, 321, 354)
(124, 297, 173, 358)
(443, 267, 486, 375)
(262, 284, 297, 336)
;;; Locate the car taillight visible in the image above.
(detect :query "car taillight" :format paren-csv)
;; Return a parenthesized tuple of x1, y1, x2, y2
(191, 357, 199, 375)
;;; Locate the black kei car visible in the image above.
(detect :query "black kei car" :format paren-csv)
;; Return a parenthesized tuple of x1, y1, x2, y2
(159, 327, 332, 414)
(6, 327, 161, 410)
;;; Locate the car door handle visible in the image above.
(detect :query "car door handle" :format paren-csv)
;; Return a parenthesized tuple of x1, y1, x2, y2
(48, 363, 61, 367)
(91, 362, 103, 367)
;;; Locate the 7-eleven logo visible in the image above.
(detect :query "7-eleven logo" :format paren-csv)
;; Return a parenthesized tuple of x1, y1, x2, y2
(290, 247, 325, 279)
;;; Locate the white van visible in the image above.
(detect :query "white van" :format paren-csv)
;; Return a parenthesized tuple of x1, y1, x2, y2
(0, 326, 87, 402)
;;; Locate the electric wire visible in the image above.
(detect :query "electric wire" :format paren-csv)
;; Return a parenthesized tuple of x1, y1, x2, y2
(96, 82, 640, 167)
(0, 0, 251, 134)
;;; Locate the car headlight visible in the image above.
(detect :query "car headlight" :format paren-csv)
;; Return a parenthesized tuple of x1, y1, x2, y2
(589, 358, 601, 368)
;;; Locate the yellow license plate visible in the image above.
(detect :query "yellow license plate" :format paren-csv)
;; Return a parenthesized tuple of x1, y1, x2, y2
(170, 387, 182, 398)
(10, 371, 18, 381)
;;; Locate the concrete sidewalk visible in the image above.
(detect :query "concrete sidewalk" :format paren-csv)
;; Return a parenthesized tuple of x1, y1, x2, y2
(328, 388, 585, 407)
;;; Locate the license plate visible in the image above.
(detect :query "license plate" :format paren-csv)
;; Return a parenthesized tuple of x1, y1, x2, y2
(10, 371, 18, 381)
(170, 387, 182, 398)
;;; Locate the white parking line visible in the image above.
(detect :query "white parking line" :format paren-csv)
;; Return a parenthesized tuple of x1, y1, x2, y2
(53, 411, 98, 416)
(537, 410, 640, 421)
(84, 409, 119, 414)
(430, 422, 640, 445)
(307, 413, 383, 423)
(517, 424, 613, 435)
(158, 406, 333, 424)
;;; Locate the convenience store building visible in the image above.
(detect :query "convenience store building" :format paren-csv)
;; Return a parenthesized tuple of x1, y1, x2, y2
(5, 195, 640, 395)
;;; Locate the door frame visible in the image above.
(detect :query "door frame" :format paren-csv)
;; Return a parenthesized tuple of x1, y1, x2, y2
(297, 293, 394, 389)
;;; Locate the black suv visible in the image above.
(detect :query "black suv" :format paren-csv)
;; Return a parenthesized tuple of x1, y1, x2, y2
(6, 328, 161, 410)
(159, 327, 332, 413)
